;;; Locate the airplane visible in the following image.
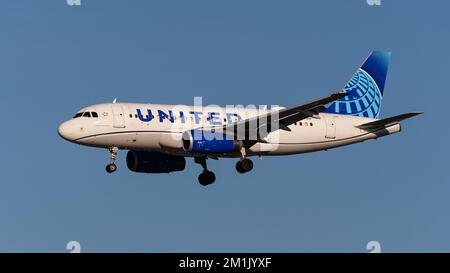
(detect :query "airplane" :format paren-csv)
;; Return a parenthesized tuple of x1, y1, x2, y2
(58, 51, 421, 186)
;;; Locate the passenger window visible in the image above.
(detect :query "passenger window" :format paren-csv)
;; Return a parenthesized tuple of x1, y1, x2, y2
(91, 112, 98, 118)
(73, 113, 83, 119)
(83, 112, 91, 118)
(310, 122, 313, 126)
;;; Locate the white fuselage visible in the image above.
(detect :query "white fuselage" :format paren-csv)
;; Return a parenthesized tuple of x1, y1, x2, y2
(58, 103, 401, 157)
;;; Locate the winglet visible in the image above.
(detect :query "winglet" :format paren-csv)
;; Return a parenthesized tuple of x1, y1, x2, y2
(112, 98, 118, 104)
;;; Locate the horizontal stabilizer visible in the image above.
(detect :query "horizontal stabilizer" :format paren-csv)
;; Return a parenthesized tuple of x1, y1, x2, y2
(356, 112, 423, 130)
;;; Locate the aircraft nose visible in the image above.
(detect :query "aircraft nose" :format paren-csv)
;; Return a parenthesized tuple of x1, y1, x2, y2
(58, 121, 76, 141)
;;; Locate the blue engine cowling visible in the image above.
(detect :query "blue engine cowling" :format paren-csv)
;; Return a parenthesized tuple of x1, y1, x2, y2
(126, 151, 186, 173)
(182, 129, 242, 154)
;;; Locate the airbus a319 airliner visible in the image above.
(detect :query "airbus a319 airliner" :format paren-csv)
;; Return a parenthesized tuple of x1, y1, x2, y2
(58, 51, 421, 186)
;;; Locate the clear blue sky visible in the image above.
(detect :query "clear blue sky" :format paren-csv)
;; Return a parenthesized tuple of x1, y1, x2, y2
(0, 0, 448, 252)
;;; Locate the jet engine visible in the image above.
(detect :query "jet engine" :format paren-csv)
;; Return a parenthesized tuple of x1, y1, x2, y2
(182, 129, 242, 154)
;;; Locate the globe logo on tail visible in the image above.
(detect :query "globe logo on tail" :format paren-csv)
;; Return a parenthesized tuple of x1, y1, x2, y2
(326, 68, 382, 118)
(325, 51, 390, 119)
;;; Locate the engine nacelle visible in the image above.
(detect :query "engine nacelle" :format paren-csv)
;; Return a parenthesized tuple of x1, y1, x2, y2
(126, 151, 186, 173)
(182, 129, 241, 154)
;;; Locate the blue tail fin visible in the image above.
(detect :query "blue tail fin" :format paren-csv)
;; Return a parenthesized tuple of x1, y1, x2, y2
(325, 51, 391, 119)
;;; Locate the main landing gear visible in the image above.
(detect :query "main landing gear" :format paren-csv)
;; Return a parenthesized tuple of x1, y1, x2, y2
(195, 157, 216, 186)
(106, 147, 118, 173)
(236, 147, 253, 174)
(236, 158, 254, 173)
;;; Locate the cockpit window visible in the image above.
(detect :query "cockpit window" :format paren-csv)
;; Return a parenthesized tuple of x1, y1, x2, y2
(73, 111, 98, 118)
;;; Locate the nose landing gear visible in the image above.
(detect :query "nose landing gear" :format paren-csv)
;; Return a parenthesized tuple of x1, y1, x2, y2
(106, 147, 118, 173)
(106, 163, 117, 173)
(195, 157, 216, 186)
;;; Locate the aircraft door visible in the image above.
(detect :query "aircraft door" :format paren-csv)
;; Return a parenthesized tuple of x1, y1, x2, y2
(111, 105, 126, 128)
(324, 116, 336, 139)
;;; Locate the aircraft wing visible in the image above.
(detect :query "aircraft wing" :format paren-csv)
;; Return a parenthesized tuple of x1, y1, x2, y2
(199, 92, 348, 140)
(355, 112, 423, 130)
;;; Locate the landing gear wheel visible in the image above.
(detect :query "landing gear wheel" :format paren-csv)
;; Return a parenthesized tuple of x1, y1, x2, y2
(106, 163, 117, 173)
(106, 147, 119, 174)
(236, 159, 253, 173)
(198, 171, 216, 186)
(195, 157, 216, 186)
(236, 162, 245, 173)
